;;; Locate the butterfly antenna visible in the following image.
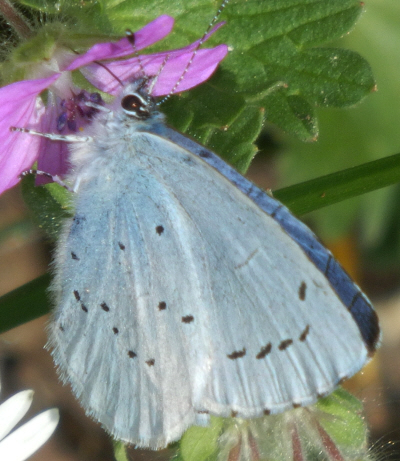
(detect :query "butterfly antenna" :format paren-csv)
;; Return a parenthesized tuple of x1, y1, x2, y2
(125, 29, 148, 80)
(82, 29, 152, 91)
(92, 60, 124, 87)
(126, 29, 164, 99)
(148, 53, 171, 96)
(69, 45, 124, 87)
(159, 0, 229, 105)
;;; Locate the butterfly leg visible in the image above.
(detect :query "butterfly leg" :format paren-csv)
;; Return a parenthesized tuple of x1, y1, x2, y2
(10, 127, 90, 191)
(19, 169, 73, 191)
(10, 126, 93, 143)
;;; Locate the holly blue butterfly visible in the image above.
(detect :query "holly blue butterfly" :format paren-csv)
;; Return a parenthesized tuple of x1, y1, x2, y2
(45, 74, 380, 448)
(16, 5, 380, 451)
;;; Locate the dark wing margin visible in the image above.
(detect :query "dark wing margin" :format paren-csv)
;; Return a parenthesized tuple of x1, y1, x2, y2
(163, 128, 380, 355)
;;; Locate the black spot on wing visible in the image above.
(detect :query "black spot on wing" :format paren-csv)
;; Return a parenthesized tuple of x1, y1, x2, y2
(73, 290, 80, 301)
(59, 325, 65, 332)
(263, 408, 271, 415)
(278, 339, 293, 351)
(324, 254, 332, 276)
(299, 282, 307, 301)
(81, 303, 88, 313)
(227, 348, 246, 360)
(70, 215, 86, 236)
(270, 204, 283, 218)
(256, 343, 272, 359)
(113, 327, 119, 334)
(199, 150, 211, 158)
(73, 214, 86, 225)
(284, 218, 380, 354)
(146, 359, 155, 366)
(101, 302, 110, 312)
(349, 292, 361, 309)
(182, 315, 194, 323)
(343, 290, 380, 355)
(118, 242, 125, 250)
(256, 327, 309, 360)
(158, 301, 167, 310)
(128, 351, 137, 358)
(299, 325, 310, 342)
(156, 225, 164, 235)
(71, 252, 79, 260)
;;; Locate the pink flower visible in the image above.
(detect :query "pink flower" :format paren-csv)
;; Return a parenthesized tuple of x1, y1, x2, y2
(0, 16, 228, 194)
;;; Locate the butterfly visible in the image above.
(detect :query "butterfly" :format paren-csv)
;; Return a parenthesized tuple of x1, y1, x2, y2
(43, 70, 380, 449)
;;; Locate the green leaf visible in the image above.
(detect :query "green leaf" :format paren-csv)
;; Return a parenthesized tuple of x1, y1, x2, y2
(264, 90, 318, 141)
(207, 104, 263, 173)
(113, 441, 129, 461)
(316, 388, 366, 449)
(0, 274, 51, 334)
(268, 47, 375, 107)
(20, 174, 73, 240)
(174, 0, 375, 161)
(180, 417, 223, 461)
(274, 152, 400, 216)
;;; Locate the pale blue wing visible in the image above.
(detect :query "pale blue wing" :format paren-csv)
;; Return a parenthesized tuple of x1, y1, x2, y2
(135, 131, 378, 415)
(49, 129, 378, 448)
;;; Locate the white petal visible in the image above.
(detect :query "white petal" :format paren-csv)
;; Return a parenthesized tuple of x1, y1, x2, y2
(0, 408, 59, 461)
(0, 391, 34, 441)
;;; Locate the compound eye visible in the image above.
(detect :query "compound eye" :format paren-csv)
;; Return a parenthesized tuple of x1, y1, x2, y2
(121, 94, 149, 118)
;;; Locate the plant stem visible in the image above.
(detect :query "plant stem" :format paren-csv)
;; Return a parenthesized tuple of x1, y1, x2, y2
(0, 0, 32, 40)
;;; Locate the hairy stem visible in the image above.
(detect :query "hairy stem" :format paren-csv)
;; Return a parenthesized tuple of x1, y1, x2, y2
(0, 0, 32, 40)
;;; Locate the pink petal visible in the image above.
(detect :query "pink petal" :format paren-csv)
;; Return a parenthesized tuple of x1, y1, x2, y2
(66, 15, 175, 71)
(151, 44, 228, 96)
(0, 75, 59, 194)
(81, 44, 228, 95)
(36, 92, 70, 183)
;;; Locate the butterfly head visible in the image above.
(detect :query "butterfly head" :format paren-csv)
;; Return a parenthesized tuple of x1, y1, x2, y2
(118, 78, 157, 120)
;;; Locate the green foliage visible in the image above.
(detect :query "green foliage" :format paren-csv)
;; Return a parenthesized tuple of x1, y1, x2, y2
(275, 152, 400, 216)
(20, 174, 73, 239)
(173, 389, 372, 461)
(14, 0, 375, 169)
(113, 441, 129, 461)
(179, 417, 224, 461)
(278, 0, 400, 246)
(316, 388, 366, 450)
(0, 273, 51, 334)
